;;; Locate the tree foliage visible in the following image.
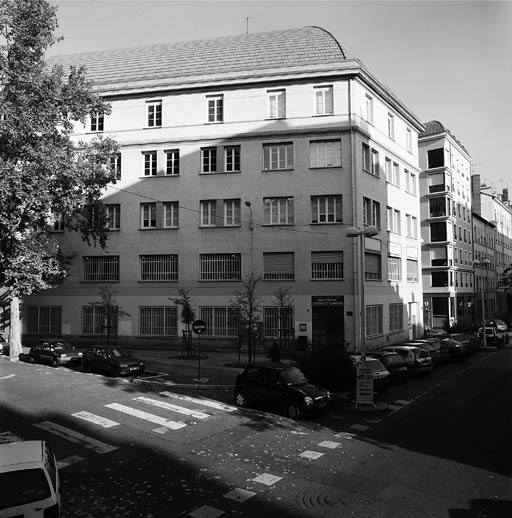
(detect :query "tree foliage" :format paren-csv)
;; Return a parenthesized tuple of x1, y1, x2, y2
(498, 263, 512, 289)
(0, 0, 118, 356)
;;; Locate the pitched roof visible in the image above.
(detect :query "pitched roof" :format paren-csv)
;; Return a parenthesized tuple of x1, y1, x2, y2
(47, 27, 349, 90)
(420, 120, 468, 154)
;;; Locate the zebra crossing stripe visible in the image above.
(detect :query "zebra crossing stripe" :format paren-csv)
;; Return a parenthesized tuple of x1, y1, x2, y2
(72, 411, 120, 428)
(34, 421, 117, 453)
(160, 391, 237, 412)
(134, 397, 210, 419)
(105, 403, 187, 430)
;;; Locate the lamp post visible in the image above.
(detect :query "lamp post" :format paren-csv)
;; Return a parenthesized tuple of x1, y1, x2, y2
(345, 226, 379, 360)
(473, 258, 491, 347)
(244, 201, 254, 271)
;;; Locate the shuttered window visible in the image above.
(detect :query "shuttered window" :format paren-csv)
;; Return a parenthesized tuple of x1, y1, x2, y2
(263, 252, 294, 280)
(365, 252, 381, 280)
(311, 251, 343, 279)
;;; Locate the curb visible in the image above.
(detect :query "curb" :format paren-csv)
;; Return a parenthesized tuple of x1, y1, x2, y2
(131, 378, 234, 390)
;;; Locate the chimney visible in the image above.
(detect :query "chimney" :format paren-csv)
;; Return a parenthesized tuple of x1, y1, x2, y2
(471, 174, 482, 215)
(503, 188, 509, 203)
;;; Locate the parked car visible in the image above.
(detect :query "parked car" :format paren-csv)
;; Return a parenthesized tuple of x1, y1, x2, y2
(380, 345, 433, 376)
(448, 333, 475, 355)
(234, 362, 331, 419)
(366, 351, 409, 384)
(0, 335, 9, 356)
(459, 333, 481, 353)
(349, 355, 390, 392)
(405, 340, 441, 365)
(485, 319, 508, 332)
(477, 327, 506, 347)
(28, 340, 84, 367)
(425, 327, 447, 338)
(81, 346, 146, 377)
(0, 440, 60, 517)
(441, 337, 469, 361)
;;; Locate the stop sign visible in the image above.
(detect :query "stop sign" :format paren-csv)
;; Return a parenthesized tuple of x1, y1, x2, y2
(191, 319, 207, 335)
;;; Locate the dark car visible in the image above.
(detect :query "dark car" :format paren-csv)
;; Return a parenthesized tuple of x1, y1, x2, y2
(380, 345, 433, 376)
(448, 334, 475, 355)
(0, 335, 10, 356)
(441, 338, 469, 361)
(425, 327, 447, 338)
(81, 346, 145, 377)
(367, 351, 409, 383)
(234, 362, 331, 419)
(28, 340, 84, 367)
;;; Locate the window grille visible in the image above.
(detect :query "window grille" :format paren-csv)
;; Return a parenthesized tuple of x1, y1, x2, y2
(81, 305, 118, 335)
(199, 307, 240, 336)
(263, 306, 294, 338)
(139, 306, 178, 336)
(200, 254, 241, 280)
(26, 306, 62, 334)
(311, 251, 343, 279)
(366, 305, 383, 337)
(83, 256, 119, 282)
(389, 303, 403, 332)
(263, 252, 294, 280)
(140, 255, 178, 281)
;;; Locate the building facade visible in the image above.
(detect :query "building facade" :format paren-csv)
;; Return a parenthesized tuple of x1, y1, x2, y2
(21, 27, 424, 351)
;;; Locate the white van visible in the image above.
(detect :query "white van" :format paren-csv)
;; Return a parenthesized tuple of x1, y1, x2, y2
(0, 440, 60, 517)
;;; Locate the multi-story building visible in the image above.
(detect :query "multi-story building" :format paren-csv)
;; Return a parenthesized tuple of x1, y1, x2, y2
(22, 27, 424, 351)
(418, 121, 473, 329)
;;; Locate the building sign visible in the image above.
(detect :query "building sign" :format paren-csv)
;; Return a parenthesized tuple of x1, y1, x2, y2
(356, 363, 374, 406)
(311, 296, 344, 307)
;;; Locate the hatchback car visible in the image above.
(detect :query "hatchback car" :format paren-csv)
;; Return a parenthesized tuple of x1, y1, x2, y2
(0, 440, 60, 517)
(28, 340, 84, 367)
(441, 337, 469, 361)
(349, 355, 390, 392)
(367, 351, 409, 383)
(380, 345, 433, 376)
(234, 362, 331, 419)
(82, 346, 145, 377)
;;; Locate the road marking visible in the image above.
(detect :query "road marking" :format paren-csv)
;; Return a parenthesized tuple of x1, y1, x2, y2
(0, 431, 23, 443)
(0, 374, 15, 380)
(318, 440, 340, 449)
(105, 403, 187, 430)
(188, 505, 224, 518)
(349, 424, 370, 431)
(57, 455, 85, 468)
(160, 391, 237, 412)
(134, 396, 210, 419)
(223, 488, 256, 502)
(395, 400, 412, 405)
(252, 473, 282, 486)
(72, 411, 120, 428)
(34, 421, 117, 453)
(335, 432, 355, 440)
(300, 450, 324, 460)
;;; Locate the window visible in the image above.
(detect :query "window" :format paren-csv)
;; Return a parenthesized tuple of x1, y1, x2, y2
(387, 256, 401, 281)
(165, 149, 180, 175)
(224, 199, 241, 226)
(263, 252, 294, 280)
(431, 247, 448, 266)
(314, 85, 333, 115)
(48, 212, 64, 232)
(263, 143, 293, 170)
(268, 89, 286, 118)
(26, 306, 62, 334)
(82, 256, 119, 282)
(427, 148, 444, 168)
(200, 200, 217, 227)
(311, 195, 342, 223)
(200, 253, 241, 280)
(207, 94, 223, 123)
(264, 197, 294, 225)
(110, 152, 121, 179)
(387, 113, 394, 139)
(406, 259, 418, 282)
(371, 149, 379, 176)
(365, 252, 381, 280)
(430, 222, 447, 242)
(141, 203, 156, 228)
(365, 94, 373, 123)
(164, 202, 179, 228)
(82, 305, 118, 335)
(389, 303, 403, 332)
(366, 305, 383, 337)
(405, 170, 417, 195)
(311, 251, 343, 279)
(431, 271, 448, 287)
(199, 307, 240, 336)
(105, 204, 120, 230)
(406, 128, 412, 152)
(263, 306, 295, 338)
(90, 111, 104, 132)
(362, 143, 370, 172)
(406, 214, 417, 238)
(143, 151, 157, 176)
(387, 207, 401, 234)
(429, 197, 446, 217)
(225, 146, 241, 173)
(147, 100, 162, 127)
(140, 254, 178, 281)
(202, 147, 217, 173)
(363, 198, 381, 227)
(384, 157, 391, 181)
(391, 162, 400, 186)
(139, 307, 178, 336)
(428, 172, 447, 193)
(309, 140, 341, 168)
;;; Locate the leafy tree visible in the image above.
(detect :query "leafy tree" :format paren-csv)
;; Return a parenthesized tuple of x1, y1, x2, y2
(0, 0, 118, 358)
(173, 288, 196, 356)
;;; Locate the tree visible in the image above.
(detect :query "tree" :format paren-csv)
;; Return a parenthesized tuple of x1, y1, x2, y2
(230, 270, 262, 362)
(498, 264, 512, 289)
(0, 0, 118, 358)
(273, 286, 294, 350)
(173, 288, 196, 356)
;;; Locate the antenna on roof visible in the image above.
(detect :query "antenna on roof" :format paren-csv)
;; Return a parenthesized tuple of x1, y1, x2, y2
(246, 17, 250, 34)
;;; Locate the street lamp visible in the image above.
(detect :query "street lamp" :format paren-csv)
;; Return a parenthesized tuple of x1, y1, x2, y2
(244, 201, 254, 271)
(345, 226, 379, 360)
(473, 258, 491, 347)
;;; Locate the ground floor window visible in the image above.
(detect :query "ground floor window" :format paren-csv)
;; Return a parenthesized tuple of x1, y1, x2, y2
(389, 303, 403, 332)
(139, 306, 178, 336)
(263, 306, 295, 338)
(26, 306, 62, 334)
(366, 304, 383, 337)
(81, 306, 118, 336)
(199, 306, 240, 337)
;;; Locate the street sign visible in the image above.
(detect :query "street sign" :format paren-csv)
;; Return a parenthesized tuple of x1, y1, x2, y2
(355, 363, 374, 406)
(191, 319, 206, 335)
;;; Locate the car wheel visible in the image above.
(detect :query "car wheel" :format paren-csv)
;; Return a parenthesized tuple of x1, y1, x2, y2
(109, 366, 120, 378)
(28, 355, 36, 364)
(287, 404, 301, 420)
(51, 357, 59, 368)
(82, 362, 91, 373)
(234, 391, 247, 407)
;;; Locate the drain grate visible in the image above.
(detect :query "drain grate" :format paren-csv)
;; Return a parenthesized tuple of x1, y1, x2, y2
(296, 489, 347, 509)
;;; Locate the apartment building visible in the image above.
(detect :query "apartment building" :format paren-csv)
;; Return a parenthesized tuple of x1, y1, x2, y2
(22, 27, 424, 351)
(419, 121, 473, 329)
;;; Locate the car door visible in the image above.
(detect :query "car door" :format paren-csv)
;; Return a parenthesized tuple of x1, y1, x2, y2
(263, 368, 288, 409)
(90, 348, 108, 373)
(239, 366, 266, 404)
(39, 343, 55, 365)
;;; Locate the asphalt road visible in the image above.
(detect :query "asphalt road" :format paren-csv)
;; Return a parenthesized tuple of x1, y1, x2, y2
(0, 348, 510, 517)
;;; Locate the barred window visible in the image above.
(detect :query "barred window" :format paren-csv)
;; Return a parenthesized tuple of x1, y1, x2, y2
(143, 151, 157, 176)
(200, 253, 241, 281)
(83, 256, 119, 282)
(311, 251, 343, 279)
(139, 306, 178, 336)
(165, 149, 180, 175)
(26, 306, 62, 335)
(366, 305, 383, 337)
(263, 252, 294, 280)
(263, 306, 294, 338)
(147, 100, 162, 127)
(140, 255, 178, 281)
(199, 306, 240, 336)
(309, 140, 341, 168)
(387, 256, 401, 281)
(389, 303, 403, 332)
(264, 197, 294, 225)
(311, 195, 342, 223)
(105, 204, 120, 230)
(263, 143, 293, 170)
(81, 305, 118, 335)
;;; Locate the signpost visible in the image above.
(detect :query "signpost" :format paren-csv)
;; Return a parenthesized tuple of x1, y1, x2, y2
(191, 319, 206, 381)
(355, 360, 374, 407)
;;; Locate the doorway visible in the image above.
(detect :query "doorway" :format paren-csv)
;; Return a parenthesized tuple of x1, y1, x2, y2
(312, 296, 344, 350)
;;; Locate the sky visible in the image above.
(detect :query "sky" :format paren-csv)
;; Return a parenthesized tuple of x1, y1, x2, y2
(47, 0, 512, 192)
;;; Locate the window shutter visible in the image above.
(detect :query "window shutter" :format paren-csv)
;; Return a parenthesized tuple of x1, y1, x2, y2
(264, 253, 294, 279)
(312, 251, 342, 264)
(365, 253, 380, 276)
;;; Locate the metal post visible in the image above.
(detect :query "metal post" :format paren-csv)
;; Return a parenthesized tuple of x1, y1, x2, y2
(360, 233, 366, 360)
(480, 270, 487, 347)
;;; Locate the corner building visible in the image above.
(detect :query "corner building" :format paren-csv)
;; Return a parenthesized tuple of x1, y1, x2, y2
(24, 27, 424, 352)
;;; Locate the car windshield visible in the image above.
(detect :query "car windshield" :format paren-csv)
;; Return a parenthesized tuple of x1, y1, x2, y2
(280, 367, 309, 385)
(385, 354, 403, 365)
(365, 359, 385, 372)
(0, 468, 51, 509)
(111, 348, 132, 358)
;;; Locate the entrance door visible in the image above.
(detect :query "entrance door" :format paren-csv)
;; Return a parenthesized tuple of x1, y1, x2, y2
(312, 306, 344, 349)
